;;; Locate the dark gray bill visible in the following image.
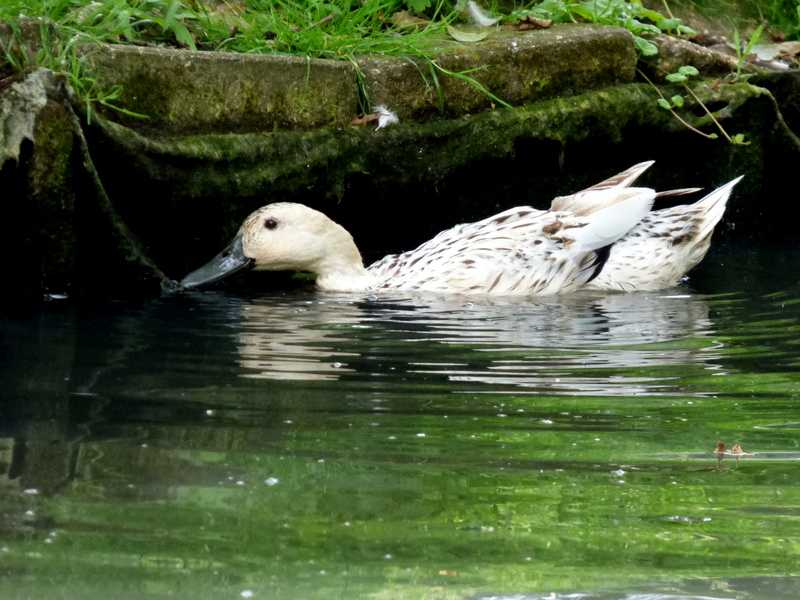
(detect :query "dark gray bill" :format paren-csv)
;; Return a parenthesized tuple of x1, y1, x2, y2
(180, 236, 254, 288)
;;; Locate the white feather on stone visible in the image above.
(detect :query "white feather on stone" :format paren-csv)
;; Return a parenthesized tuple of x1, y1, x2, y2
(373, 105, 399, 130)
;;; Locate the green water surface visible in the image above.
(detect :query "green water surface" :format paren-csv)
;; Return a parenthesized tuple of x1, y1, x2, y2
(2, 246, 799, 600)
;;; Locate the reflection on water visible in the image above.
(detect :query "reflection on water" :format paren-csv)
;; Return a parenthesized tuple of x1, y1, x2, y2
(1, 244, 800, 600)
(234, 291, 720, 396)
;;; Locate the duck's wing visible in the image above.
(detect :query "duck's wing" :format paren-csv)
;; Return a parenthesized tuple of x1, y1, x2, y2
(367, 207, 547, 294)
(550, 161, 654, 213)
(368, 190, 655, 296)
(368, 221, 597, 295)
(588, 176, 742, 292)
(553, 161, 704, 214)
(574, 161, 655, 193)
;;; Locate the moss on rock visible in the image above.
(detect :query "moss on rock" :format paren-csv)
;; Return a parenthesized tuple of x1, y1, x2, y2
(80, 44, 359, 137)
(28, 98, 77, 293)
(78, 24, 637, 135)
(358, 24, 637, 120)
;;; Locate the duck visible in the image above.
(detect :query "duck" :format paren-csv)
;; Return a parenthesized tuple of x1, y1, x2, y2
(180, 161, 743, 295)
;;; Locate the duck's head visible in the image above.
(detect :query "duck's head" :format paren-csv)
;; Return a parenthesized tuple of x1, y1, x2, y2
(180, 203, 367, 289)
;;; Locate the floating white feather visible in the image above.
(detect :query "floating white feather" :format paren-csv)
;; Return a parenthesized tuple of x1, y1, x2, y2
(464, 0, 501, 27)
(373, 105, 399, 130)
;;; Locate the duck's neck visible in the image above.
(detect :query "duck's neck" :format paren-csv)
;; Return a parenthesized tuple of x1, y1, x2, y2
(312, 227, 377, 291)
(316, 269, 376, 291)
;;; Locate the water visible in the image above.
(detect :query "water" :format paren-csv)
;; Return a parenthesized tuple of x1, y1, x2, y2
(2, 243, 799, 600)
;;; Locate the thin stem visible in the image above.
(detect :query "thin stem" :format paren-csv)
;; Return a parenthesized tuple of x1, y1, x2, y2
(638, 69, 717, 139)
(681, 83, 736, 143)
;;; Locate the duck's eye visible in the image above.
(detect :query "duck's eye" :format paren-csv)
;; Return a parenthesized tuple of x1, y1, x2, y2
(264, 218, 278, 230)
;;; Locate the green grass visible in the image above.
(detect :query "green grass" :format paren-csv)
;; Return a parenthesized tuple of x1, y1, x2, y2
(1, 0, 459, 57)
(1, 1, 790, 119)
(668, 0, 800, 40)
(1, 1, 466, 118)
(0, 1, 703, 64)
(2, 1, 794, 63)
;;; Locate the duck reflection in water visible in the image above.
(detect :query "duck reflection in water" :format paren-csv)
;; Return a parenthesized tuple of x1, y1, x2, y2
(233, 292, 719, 394)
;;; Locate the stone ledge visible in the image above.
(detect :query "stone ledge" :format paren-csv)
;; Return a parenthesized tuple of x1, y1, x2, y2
(358, 24, 636, 120)
(80, 44, 359, 136)
(78, 23, 636, 136)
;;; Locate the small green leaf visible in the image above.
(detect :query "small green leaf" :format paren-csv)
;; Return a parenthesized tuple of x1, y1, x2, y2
(630, 20, 661, 35)
(657, 98, 672, 109)
(709, 133, 718, 139)
(658, 17, 682, 31)
(732, 133, 747, 144)
(171, 21, 196, 50)
(633, 36, 658, 56)
(677, 65, 700, 77)
(744, 25, 764, 54)
(406, 0, 432, 11)
(671, 95, 684, 107)
(640, 9, 665, 22)
(568, 6, 594, 21)
(665, 73, 687, 83)
(164, 0, 181, 25)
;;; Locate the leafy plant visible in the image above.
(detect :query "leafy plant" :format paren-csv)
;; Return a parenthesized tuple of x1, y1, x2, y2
(642, 65, 749, 145)
(679, 0, 799, 42)
(0, 15, 148, 123)
(405, 0, 437, 11)
(508, 0, 697, 57)
(664, 63, 700, 83)
(731, 23, 763, 80)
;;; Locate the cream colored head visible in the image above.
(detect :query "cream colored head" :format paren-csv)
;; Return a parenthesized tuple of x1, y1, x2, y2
(238, 203, 352, 269)
(181, 202, 371, 290)
(238, 202, 375, 291)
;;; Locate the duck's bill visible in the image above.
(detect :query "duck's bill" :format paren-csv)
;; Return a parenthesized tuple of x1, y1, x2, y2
(180, 236, 255, 289)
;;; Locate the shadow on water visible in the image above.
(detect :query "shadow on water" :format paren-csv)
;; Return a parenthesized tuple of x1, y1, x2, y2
(1, 241, 799, 599)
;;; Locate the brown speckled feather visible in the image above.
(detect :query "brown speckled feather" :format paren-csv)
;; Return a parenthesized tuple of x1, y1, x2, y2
(588, 176, 741, 291)
(367, 207, 604, 295)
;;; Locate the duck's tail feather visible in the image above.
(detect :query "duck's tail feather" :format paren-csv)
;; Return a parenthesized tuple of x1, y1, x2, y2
(583, 244, 613, 284)
(656, 187, 702, 199)
(584, 160, 655, 192)
(551, 161, 654, 213)
(690, 176, 743, 241)
(585, 175, 743, 292)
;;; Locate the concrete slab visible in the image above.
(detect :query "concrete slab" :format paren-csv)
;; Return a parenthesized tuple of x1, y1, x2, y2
(80, 44, 359, 136)
(358, 24, 636, 119)
(79, 24, 636, 135)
